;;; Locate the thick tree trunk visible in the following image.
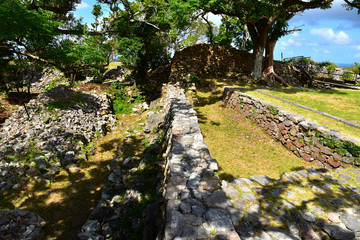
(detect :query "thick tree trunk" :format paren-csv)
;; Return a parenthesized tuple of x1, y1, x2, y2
(263, 39, 288, 86)
(247, 23, 268, 79)
(264, 39, 276, 71)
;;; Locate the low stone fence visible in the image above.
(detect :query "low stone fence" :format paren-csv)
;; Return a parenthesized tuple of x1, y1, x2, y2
(223, 87, 360, 169)
(161, 84, 240, 239)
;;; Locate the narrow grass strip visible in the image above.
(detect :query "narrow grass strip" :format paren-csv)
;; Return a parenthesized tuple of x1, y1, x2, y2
(256, 89, 360, 129)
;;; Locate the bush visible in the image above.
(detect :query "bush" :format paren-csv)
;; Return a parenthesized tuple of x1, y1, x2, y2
(111, 82, 133, 114)
(318, 61, 338, 72)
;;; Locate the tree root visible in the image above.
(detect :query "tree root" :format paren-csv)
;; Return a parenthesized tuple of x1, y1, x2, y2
(263, 66, 289, 87)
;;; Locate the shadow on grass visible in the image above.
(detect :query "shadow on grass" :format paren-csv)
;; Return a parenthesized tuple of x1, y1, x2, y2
(0, 155, 111, 240)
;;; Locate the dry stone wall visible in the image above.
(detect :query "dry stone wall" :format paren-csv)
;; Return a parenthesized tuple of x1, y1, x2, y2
(161, 84, 241, 239)
(223, 87, 360, 170)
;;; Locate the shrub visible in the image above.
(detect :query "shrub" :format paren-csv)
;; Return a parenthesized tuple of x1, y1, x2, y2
(318, 61, 338, 73)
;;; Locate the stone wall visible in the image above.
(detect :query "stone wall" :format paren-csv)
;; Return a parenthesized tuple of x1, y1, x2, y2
(223, 87, 360, 169)
(160, 84, 241, 239)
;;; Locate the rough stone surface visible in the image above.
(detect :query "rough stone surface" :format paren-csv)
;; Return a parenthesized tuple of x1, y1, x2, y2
(0, 208, 46, 240)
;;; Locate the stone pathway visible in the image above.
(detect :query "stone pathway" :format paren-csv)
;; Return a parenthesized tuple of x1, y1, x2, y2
(222, 167, 360, 240)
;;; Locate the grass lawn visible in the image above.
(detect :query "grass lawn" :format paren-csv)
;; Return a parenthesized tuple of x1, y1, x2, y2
(264, 88, 360, 123)
(246, 89, 360, 140)
(192, 79, 313, 180)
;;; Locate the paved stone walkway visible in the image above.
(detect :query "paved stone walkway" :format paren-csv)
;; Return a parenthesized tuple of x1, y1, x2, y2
(221, 167, 360, 240)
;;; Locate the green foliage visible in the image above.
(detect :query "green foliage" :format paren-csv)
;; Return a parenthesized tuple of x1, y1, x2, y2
(8, 139, 43, 164)
(346, 62, 360, 74)
(341, 71, 354, 82)
(214, 16, 252, 51)
(267, 105, 279, 115)
(318, 61, 338, 72)
(110, 82, 133, 114)
(343, 141, 360, 157)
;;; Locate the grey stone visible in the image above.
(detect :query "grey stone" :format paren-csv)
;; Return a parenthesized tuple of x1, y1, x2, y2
(311, 185, 327, 194)
(236, 221, 254, 237)
(282, 200, 296, 209)
(250, 175, 273, 186)
(233, 199, 247, 211)
(270, 188, 283, 197)
(306, 168, 318, 175)
(192, 205, 205, 217)
(230, 178, 253, 186)
(183, 214, 203, 226)
(301, 212, 316, 222)
(266, 229, 301, 240)
(241, 193, 257, 201)
(245, 204, 260, 222)
(165, 209, 184, 239)
(186, 173, 201, 189)
(355, 176, 360, 182)
(82, 220, 101, 233)
(193, 189, 211, 199)
(205, 208, 235, 232)
(338, 174, 352, 181)
(239, 186, 252, 192)
(297, 170, 308, 177)
(205, 190, 229, 209)
(224, 187, 240, 198)
(227, 208, 242, 227)
(323, 224, 356, 240)
(340, 213, 360, 232)
(322, 182, 332, 189)
(330, 198, 344, 206)
(288, 222, 300, 237)
(180, 202, 192, 214)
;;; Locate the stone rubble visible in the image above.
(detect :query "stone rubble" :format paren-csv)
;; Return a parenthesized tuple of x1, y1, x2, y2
(0, 208, 46, 240)
(0, 85, 116, 193)
(79, 99, 166, 240)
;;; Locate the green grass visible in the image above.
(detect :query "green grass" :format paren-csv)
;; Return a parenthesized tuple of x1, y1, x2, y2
(245, 89, 360, 141)
(192, 79, 313, 179)
(265, 88, 360, 123)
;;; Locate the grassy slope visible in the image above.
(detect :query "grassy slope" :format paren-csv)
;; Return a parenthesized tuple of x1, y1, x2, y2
(264, 88, 360, 123)
(193, 80, 313, 180)
(246, 89, 360, 140)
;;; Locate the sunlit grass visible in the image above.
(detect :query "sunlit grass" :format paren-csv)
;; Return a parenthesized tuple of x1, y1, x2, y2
(263, 88, 360, 123)
(246, 90, 360, 141)
(193, 79, 313, 179)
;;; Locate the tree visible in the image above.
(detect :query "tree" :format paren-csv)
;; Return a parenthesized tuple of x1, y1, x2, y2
(0, 0, 115, 88)
(199, 0, 333, 79)
(344, 0, 360, 12)
(214, 16, 252, 51)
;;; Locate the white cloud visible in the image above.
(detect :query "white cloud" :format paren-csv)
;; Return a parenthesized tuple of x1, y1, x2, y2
(307, 42, 319, 47)
(356, 53, 360, 58)
(279, 32, 304, 47)
(310, 28, 350, 45)
(76, 1, 90, 9)
(290, 0, 360, 29)
(324, 50, 330, 54)
(356, 45, 360, 50)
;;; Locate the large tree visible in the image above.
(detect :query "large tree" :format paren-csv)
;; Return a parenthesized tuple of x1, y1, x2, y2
(344, 0, 360, 11)
(199, 0, 333, 79)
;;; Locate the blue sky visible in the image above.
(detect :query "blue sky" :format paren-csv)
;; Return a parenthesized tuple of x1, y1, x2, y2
(74, 0, 360, 65)
(275, 0, 360, 65)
